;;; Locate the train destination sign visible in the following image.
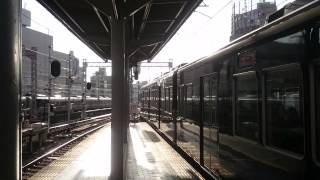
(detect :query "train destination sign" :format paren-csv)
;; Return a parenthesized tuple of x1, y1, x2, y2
(239, 50, 256, 68)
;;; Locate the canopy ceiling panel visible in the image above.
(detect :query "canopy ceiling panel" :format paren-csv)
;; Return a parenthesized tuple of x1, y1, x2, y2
(36, 0, 202, 64)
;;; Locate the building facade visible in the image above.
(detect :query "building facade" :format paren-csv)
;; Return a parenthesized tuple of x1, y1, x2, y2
(230, 0, 277, 41)
(89, 68, 111, 98)
(22, 9, 82, 97)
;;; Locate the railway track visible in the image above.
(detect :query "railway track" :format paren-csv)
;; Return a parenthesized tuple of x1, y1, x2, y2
(22, 114, 111, 180)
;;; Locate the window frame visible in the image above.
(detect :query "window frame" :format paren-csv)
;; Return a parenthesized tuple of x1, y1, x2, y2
(314, 64, 320, 166)
(201, 72, 219, 127)
(262, 63, 305, 158)
(233, 70, 260, 142)
(309, 22, 320, 166)
(164, 87, 167, 111)
(185, 83, 193, 119)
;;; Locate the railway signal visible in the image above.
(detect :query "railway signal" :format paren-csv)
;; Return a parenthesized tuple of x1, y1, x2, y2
(86, 82, 92, 90)
(51, 60, 61, 77)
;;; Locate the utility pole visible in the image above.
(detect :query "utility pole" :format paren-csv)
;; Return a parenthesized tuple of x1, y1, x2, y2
(97, 70, 100, 100)
(47, 45, 52, 132)
(67, 51, 72, 123)
(30, 47, 38, 121)
(82, 60, 87, 119)
(138, 81, 140, 105)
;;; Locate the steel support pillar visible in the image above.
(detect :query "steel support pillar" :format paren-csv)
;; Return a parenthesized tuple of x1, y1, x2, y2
(172, 71, 178, 144)
(0, 0, 21, 179)
(124, 56, 129, 143)
(158, 86, 161, 129)
(111, 18, 127, 180)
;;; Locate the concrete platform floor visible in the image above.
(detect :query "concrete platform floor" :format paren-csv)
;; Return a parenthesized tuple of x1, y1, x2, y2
(29, 122, 203, 180)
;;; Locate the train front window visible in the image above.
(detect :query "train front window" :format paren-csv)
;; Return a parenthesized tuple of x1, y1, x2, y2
(265, 66, 304, 155)
(235, 72, 259, 141)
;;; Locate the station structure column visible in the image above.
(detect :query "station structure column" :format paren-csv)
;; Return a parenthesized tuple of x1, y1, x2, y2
(0, 0, 22, 179)
(111, 17, 130, 179)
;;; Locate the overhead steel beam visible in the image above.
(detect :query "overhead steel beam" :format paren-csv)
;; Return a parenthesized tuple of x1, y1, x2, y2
(126, 0, 152, 16)
(163, 2, 187, 34)
(93, 6, 110, 33)
(53, 0, 86, 33)
(152, 0, 189, 5)
(86, 0, 114, 17)
(37, 0, 202, 64)
(138, 2, 152, 37)
(128, 37, 165, 48)
(147, 19, 177, 23)
(127, 47, 140, 58)
(150, 0, 202, 60)
(138, 48, 150, 58)
(90, 41, 110, 47)
(86, 34, 110, 43)
(57, 0, 90, 9)
(93, 42, 105, 53)
(37, 0, 107, 60)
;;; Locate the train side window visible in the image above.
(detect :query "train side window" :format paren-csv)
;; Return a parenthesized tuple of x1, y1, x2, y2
(151, 90, 153, 107)
(234, 71, 259, 141)
(178, 87, 181, 116)
(161, 87, 165, 110)
(166, 88, 169, 112)
(203, 75, 218, 126)
(257, 31, 305, 68)
(154, 90, 156, 107)
(186, 84, 193, 119)
(153, 90, 155, 107)
(265, 65, 304, 155)
(169, 87, 172, 112)
(166, 88, 170, 112)
(164, 88, 169, 111)
(180, 86, 185, 117)
(142, 91, 145, 108)
(179, 85, 187, 118)
(164, 88, 167, 111)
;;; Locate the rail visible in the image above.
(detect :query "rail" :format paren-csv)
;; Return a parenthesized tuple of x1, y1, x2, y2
(22, 114, 111, 178)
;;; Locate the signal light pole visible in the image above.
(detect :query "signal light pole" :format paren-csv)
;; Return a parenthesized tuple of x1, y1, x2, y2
(67, 51, 73, 123)
(48, 45, 52, 132)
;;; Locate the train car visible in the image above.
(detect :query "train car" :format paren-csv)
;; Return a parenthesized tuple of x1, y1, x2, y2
(140, 1, 320, 179)
(21, 95, 111, 124)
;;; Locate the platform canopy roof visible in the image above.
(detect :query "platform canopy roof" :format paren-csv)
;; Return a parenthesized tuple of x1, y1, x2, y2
(36, 0, 202, 64)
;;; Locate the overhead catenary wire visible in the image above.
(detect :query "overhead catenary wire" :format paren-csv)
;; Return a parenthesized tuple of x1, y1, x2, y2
(23, 47, 71, 63)
(22, 11, 51, 35)
(191, 0, 234, 37)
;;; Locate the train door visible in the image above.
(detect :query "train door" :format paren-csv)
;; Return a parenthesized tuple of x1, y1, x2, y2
(314, 65, 320, 170)
(311, 24, 320, 176)
(200, 73, 220, 172)
(178, 85, 185, 123)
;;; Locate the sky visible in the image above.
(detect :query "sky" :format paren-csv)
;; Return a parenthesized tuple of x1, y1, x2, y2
(22, 0, 295, 83)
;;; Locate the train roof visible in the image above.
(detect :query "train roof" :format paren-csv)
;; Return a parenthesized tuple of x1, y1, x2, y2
(178, 0, 320, 72)
(141, 63, 190, 89)
(136, 1, 320, 90)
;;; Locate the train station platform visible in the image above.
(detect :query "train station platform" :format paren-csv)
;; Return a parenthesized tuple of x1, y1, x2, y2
(29, 122, 204, 180)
